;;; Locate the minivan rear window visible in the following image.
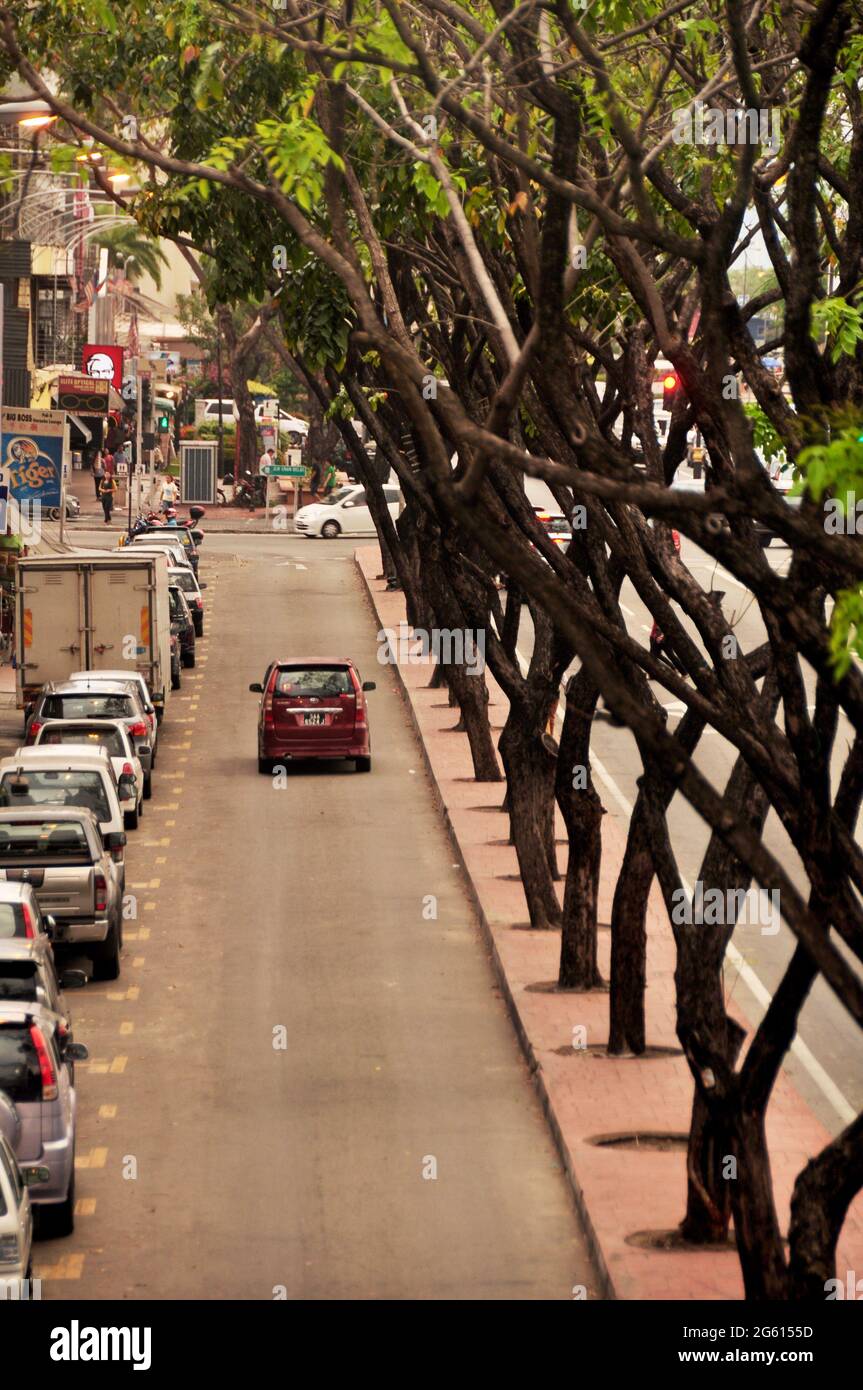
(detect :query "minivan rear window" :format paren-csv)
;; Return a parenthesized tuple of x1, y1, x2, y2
(42, 695, 134, 721)
(0, 962, 39, 1004)
(0, 904, 27, 939)
(0, 1025, 41, 1102)
(274, 667, 352, 696)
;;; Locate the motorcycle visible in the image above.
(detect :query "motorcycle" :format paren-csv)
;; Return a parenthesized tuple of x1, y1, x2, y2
(233, 472, 267, 509)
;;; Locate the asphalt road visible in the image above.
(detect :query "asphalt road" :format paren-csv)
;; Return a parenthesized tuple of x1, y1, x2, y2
(27, 530, 598, 1301)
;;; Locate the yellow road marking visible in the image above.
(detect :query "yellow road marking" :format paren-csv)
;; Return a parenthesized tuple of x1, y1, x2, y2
(38, 1253, 85, 1280)
(119, 1021, 134, 1036)
(155, 856, 166, 865)
(76, 1198, 96, 1217)
(132, 956, 144, 967)
(165, 819, 176, 826)
(109, 1056, 128, 1074)
(107, 986, 139, 1002)
(143, 903, 155, 912)
(98, 1104, 117, 1119)
(76, 1147, 108, 1169)
(138, 927, 150, 939)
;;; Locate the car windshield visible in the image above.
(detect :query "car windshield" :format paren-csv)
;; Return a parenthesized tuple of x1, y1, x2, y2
(172, 572, 196, 593)
(0, 771, 111, 823)
(42, 694, 134, 721)
(169, 589, 188, 621)
(0, 1026, 42, 1102)
(0, 903, 25, 939)
(39, 726, 125, 758)
(544, 517, 571, 535)
(275, 667, 352, 696)
(0, 821, 91, 862)
(321, 487, 353, 507)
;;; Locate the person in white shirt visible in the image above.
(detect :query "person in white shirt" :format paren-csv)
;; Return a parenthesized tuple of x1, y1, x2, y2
(159, 476, 179, 512)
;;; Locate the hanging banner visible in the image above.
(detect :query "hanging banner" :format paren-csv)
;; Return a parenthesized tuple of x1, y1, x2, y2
(1, 407, 66, 512)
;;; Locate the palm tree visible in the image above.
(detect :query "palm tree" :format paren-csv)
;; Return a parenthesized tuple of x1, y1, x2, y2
(90, 223, 169, 290)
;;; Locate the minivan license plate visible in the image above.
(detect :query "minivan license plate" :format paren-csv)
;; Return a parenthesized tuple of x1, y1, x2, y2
(304, 712, 325, 725)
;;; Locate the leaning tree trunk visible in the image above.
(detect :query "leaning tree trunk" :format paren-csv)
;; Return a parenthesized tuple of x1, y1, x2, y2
(498, 692, 561, 929)
(554, 668, 605, 988)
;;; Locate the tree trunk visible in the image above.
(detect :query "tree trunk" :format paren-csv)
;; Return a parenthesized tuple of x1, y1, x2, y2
(555, 669, 604, 988)
(499, 698, 561, 928)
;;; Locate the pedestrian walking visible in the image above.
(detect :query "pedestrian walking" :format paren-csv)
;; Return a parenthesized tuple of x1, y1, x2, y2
(92, 452, 105, 501)
(323, 459, 338, 495)
(309, 458, 323, 498)
(158, 476, 179, 513)
(99, 472, 118, 524)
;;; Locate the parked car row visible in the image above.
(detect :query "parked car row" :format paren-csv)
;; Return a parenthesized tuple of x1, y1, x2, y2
(0, 534, 208, 1283)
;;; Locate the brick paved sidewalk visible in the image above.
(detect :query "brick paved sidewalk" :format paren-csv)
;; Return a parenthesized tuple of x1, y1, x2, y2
(355, 546, 863, 1300)
(68, 484, 292, 534)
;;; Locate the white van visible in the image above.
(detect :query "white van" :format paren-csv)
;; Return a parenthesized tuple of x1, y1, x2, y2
(294, 483, 401, 539)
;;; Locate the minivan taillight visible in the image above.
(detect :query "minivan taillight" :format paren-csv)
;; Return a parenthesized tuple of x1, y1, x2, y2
(95, 872, 108, 913)
(263, 693, 274, 728)
(121, 763, 134, 777)
(129, 721, 148, 738)
(355, 703, 367, 727)
(30, 1024, 58, 1101)
(26, 720, 42, 743)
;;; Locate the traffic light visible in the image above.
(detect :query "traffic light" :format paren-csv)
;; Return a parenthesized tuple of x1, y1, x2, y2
(157, 411, 169, 431)
(662, 372, 680, 411)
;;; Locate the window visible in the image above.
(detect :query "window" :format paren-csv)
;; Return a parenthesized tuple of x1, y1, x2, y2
(0, 903, 23, 939)
(172, 572, 196, 593)
(40, 726, 125, 758)
(0, 1026, 41, 1102)
(0, 822, 91, 863)
(274, 667, 352, 697)
(384, 488, 401, 502)
(0, 772, 111, 823)
(42, 695, 134, 721)
(0, 961, 40, 1004)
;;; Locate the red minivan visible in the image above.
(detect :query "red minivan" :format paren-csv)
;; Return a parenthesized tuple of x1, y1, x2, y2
(250, 659, 376, 774)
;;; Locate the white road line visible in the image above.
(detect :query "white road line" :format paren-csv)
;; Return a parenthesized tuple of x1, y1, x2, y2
(514, 643, 856, 1129)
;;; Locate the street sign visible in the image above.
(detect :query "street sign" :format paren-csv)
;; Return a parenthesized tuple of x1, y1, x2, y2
(57, 375, 109, 414)
(116, 461, 128, 477)
(260, 463, 305, 477)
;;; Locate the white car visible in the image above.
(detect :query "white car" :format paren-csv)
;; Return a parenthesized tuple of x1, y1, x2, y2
(295, 483, 401, 539)
(126, 538, 193, 573)
(30, 719, 144, 830)
(67, 671, 159, 759)
(0, 1118, 41, 1295)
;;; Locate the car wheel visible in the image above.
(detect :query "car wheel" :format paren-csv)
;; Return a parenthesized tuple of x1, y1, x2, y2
(172, 667, 181, 690)
(91, 922, 121, 982)
(39, 1169, 75, 1239)
(124, 807, 139, 830)
(194, 619, 203, 637)
(182, 649, 195, 668)
(321, 520, 341, 539)
(143, 772, 153, 800)
(48, 506, 60, 521)
(258, 755, 271, 774)
(355, 755, 372, 772)
(137, 796, 144, 821)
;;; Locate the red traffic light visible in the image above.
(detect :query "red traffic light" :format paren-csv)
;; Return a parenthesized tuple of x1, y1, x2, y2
(662, 372, 680, 409)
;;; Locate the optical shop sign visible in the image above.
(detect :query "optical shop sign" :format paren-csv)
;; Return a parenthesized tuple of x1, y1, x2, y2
(0, 408, 66, 515)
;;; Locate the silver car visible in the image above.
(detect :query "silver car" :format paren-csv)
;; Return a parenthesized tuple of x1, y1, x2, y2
(0, 1003, 87, 1236)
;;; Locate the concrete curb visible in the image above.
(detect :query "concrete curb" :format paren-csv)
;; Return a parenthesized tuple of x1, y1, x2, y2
(354, 551, 617, 1300)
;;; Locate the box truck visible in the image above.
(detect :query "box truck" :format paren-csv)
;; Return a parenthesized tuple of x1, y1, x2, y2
(15, 552, 172, 718)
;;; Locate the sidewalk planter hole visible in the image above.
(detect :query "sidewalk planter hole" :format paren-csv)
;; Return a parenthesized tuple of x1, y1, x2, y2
(585, 1131, 688, 1151)
(552, 1042, 683, 1058)
(510, 921, 561, 932)
(468, 804, 509, 812)
(626, 1228, 736, 1253)
(488, 836, 567, 847)
(526, 979, 609, 995)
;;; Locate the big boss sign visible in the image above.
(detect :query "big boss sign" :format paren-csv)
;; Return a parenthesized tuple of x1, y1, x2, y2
(0, 408, 66, 522)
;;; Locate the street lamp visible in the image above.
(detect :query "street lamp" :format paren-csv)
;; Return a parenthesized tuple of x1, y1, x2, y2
(0, 99, 57, 128)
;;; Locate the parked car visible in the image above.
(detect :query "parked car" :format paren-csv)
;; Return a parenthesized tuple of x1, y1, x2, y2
(128, 527, 201, 574)
(0, 807, 124, 980)
(0, 1004, 87, 1235)
(168, 566, 206, 636)
(45, 494, 80, 522)
(0, 1114, 50, 1289)
(124, 539, 193, 575)
(250, 658, 376, 773)
(294, 484, 400, 539)
(0, 747, 128, 871)
(30, 720, 144, 830)
(0, 940, 86, 1053)
(26, 680, 154, 799)
(169, 585, 196, 668)
(170, 630, 182, 691)
(0, 882, 55, 953)
(67, 672, 159, 754)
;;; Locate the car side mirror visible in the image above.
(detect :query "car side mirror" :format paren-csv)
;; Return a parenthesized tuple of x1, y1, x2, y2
(362, 681, 376, 692)
(63, 1041, 89, 1062)
(249, 682, 263, 693)
(44, 914, 57, 939)
(200, 583, 208, 590)
(59, 969, 87, 991)
(105, 831, 126, 850)
(191, 530, 203, 543)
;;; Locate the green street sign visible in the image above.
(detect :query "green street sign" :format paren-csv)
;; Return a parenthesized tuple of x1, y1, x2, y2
(260, 463, 305, 477)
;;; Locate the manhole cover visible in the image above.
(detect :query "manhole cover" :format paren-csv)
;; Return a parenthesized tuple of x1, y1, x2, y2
(585, 1131, 688, 1151)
